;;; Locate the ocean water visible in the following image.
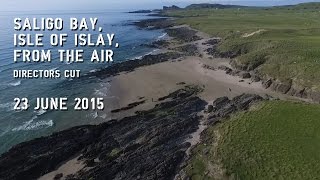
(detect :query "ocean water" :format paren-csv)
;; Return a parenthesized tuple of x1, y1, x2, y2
(0, 10, 165, 154)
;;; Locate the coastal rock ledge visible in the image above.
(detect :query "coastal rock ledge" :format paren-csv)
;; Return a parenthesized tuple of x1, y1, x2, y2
(0, 86, 206, 180)
(0, 87, 265, 180)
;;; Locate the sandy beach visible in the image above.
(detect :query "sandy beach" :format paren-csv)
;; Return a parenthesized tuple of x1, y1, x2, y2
(105, 26, 291, 119)
(36, 24, 303, 179)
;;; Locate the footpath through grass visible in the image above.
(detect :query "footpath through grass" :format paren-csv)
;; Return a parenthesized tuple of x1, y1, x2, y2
(185, 101, 320, 179)
(165, 3, 320, 90)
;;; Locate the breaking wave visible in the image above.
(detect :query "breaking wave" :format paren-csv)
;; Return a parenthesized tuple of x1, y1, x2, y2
(9, 81, 21, 87)
(157, 33, 167, 39)
(12, 116, 54, 132)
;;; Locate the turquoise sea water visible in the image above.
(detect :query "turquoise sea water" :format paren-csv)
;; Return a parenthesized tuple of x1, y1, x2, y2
(0, 10, 165, 154)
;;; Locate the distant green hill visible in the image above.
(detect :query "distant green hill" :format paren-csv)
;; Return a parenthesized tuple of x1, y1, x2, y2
(182, 2, 320, 10)
(185, 3, 247, 9)
(288, 2, 320, 9)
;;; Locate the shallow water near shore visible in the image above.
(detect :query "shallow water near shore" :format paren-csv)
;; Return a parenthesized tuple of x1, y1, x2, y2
(0, 10, 165, 154)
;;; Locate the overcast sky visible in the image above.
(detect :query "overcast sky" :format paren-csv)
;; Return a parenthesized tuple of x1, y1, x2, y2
(1, 0, 320, 11)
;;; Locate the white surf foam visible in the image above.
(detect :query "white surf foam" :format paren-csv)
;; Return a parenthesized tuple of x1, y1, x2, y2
(87, 112, 98, 119)
(90, 69, 98, 73)
(9, 80, 21, 87)
(35, 109, 47, 116)
(12, 116, 54, 132)
(133, 49, 159, 60)
(94, 82, 111, 97)
(0, 102, 15, 112)
(50, 67, 59, 71)
(157, 33, 167, 39)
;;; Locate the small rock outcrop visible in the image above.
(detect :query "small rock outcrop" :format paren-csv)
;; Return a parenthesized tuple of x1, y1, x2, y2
(207, 94, 264, 124)
(134, 18, 175, 30)
(269, 79, 292, 94)
(86, 52, 183, 79)
(202, 64, 216, 71)
(262, 79, 273, 89)
(206, 47, 239, 58)
(251, 74, 261, 82)
(165, 27, 201, 43)
(218, 65, 233, 74)
(239, 72, 251, 79)
(173, 44, 200, 56)
(128, 10, 152, 13)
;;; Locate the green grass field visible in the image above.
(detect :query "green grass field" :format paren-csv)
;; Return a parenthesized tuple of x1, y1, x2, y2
(167, 3, 320, 179)
(185, 101, 320, 180)
(165, 3, 320, 90)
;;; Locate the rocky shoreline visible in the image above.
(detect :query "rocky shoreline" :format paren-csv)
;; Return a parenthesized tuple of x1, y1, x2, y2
(176, 93, 265, 179)
(136, 17, 320, 104)
(129, 2, 320, 105)
(201, 36, 320, 103)
(0, 86, 265, 180)
(1, 10, 318, 180)
(84, 18, 204, 80)
(228, 59, 320, 103)
(0, 86, 207, 180)
(207, 33, 319, 103)
(86, 52, 183, 79)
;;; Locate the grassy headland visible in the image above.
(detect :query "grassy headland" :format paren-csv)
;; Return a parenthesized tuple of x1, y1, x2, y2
(185, 100, 320, 179)
(165, 3, 320, 91)
(163, 3, 320, 179)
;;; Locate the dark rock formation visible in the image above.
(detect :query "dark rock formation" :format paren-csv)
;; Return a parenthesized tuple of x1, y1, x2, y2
(165, 27, 201, 43)
(163, 5, 181, 11)
(158, 85, 203, 101)
(260, 78, 320, 103)
(206, 47, 239, 58)
(86, 52, 183, 79)
(239, 72, 251, 79)
(287, 87, 307, 99)
(173, 44, 200, 56)
(133, 18, 175, 30)
(206, 105, 214, 113)
(111, 100, 146, 113)
(269, 79, 292, 94)
(251, 74, 261, 82)
(176, 82, 186, 85)
(202, 39, 221, 46)
(218, 65, 233, 74)
(0, 126, 101, 180)
(186, 3, 246, 9)
(0, 86, 207, 180)
(267, 79, 312, 100)
(54, 173, 63, 180)
(262, 79, 273, 89)
(128, 10, 152, 13)
(207, 94, 264, 124)
(141, 40, 170, 48)
(230, 70, 241, 76)
(202, 64, 216, 71)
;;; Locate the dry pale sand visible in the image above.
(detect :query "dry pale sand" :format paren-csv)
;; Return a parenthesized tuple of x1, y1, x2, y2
(37, 27, 299, 179)
(105, 25, 300, 119)
(106, 56, 286, 119)
(37, 56, 282, 179)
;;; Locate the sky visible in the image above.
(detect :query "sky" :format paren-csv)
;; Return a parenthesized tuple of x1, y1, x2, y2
(1, 0, 320, 11)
